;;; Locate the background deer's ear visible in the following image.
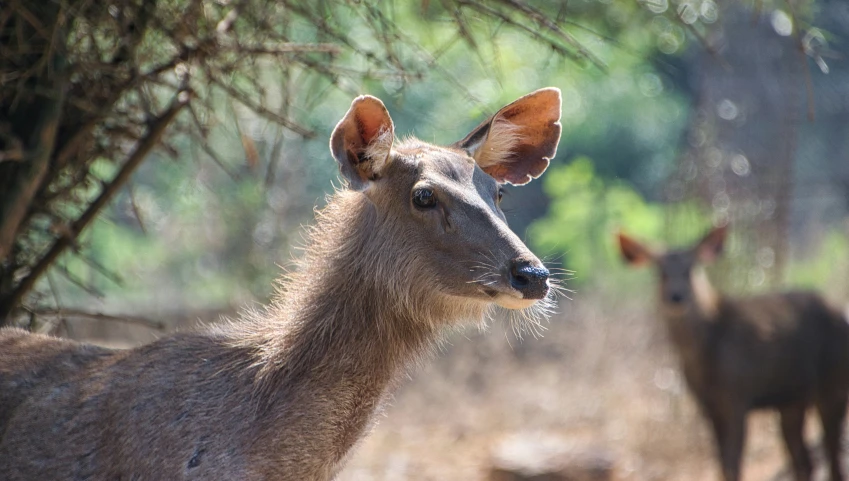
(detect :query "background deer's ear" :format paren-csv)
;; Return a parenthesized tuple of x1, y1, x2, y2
(329, 95, 395, 190)
(695, 225, 728, 264)
(617, 232, 656, 267)
(454, 88, 561, 185)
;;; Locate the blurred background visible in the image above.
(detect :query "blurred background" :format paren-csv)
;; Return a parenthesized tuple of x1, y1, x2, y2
(1, 0, 848, 479)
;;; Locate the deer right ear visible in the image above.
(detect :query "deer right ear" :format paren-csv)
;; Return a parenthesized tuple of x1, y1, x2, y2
(454, 88, 561, 185)
(330, 95, 395, 191)
(617, 232, 655, 267)
(695, 225, 728, 264)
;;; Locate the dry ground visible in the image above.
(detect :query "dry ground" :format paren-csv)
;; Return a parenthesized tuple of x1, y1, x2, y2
(64, 295, 842, 481)
(337, 297, 842, 481)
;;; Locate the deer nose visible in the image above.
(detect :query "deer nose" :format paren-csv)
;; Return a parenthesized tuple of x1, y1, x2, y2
(508, 260, 550, 300)
(669, 292, 684, 304)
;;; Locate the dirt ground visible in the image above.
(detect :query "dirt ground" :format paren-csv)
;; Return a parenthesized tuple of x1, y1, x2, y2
(336, 297, 838, 481)
(65, 295, 839, 481)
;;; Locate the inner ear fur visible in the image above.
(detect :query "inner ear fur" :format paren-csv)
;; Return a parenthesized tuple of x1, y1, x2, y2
(455, 87, 562, 185)
(329, 95, 395, 190)
(617, 232, 656, 267)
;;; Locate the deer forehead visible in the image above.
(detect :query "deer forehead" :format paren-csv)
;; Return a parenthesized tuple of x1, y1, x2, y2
(389, 142, 489, 189)
(659, 251, 696, 276)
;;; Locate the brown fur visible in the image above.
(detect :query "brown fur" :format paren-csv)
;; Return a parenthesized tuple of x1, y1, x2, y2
(0, 88, 562, 480)
(619, 227, 849, 481)
(454, 88, 561, 185)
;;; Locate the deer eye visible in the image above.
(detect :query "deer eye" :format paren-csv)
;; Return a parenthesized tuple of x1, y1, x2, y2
(412, 188, 437, 209)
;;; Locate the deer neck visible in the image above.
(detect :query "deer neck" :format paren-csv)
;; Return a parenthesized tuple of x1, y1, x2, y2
(231, 191, 482, 474)
(249, 191, 444, 396)
(690, 267, 719, 320)
(661, 267, 722, 370)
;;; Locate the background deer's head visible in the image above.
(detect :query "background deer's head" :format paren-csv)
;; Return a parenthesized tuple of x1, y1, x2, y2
(618, 226, 727, 317)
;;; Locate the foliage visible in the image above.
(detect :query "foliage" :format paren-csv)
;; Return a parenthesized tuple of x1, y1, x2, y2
(530, 154, 849, 298)
(1, 0, 675, 324)
(1, 0, 841, 327)
(528, 157, 708, 286)
(785, 228, 849, 299)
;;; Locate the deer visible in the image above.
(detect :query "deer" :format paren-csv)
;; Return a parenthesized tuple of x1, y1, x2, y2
(618, 225, 849, 481)
(0, 88, 563, 480)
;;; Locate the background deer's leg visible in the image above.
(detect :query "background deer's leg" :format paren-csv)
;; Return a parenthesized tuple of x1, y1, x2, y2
(779, 404, 813, 481)
(707, 404, 746, 481)
(816, 393, 847, 481)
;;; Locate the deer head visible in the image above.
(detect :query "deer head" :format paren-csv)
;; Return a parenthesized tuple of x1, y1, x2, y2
(329, 88, 562, 313)
(618, 226, 727, 316)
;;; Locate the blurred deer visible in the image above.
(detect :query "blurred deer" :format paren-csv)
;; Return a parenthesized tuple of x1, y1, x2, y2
(0, 88, 563, 480)
(618, 226, 849, 481)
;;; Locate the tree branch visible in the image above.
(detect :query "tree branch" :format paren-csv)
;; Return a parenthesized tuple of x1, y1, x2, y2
(0, 54, 65, 263)
(0, 93, 188, 325)
(28, 307, 166, 331)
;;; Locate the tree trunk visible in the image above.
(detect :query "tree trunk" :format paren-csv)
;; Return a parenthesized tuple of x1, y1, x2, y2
(0, 2, 67, 325)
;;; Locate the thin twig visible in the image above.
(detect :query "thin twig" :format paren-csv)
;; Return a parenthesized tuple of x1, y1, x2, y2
(46, 271, 62, 310)
(457, 1, 583, 64)
(53, 263, 105, 298)
(788, 8, 816, 121)
(200, 138, 241, 181)
(675, 4, 732, 72)
(127, 183, 148, 235)
(27, 307, 166, 330)
(69, 245, 124, 286)
(490, 0, 608, 71)
(209, 75, 315, 138)
(229, 44, 342, 55)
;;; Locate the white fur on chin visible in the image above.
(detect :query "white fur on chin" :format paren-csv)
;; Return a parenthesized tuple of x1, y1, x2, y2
(494, 296, 537, 310)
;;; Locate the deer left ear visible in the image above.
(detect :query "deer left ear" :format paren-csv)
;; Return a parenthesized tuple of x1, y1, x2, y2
(617, 232, 656, 267)
(329, 95, 395, 191)
(454, 88, 562, 185)
(696, 225, 728, 264)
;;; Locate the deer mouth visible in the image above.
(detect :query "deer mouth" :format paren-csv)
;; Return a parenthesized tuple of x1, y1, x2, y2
(660, 303, 690, 317)
(482, 286, 544, 310)
(495, 295, 538, 310)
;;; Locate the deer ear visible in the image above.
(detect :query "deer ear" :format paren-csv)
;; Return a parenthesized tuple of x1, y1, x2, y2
(618, 232, 655, 267)
(695, 225, 728, 264)
(330, 95, 395, 190)
(454, 88, 562, 185)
